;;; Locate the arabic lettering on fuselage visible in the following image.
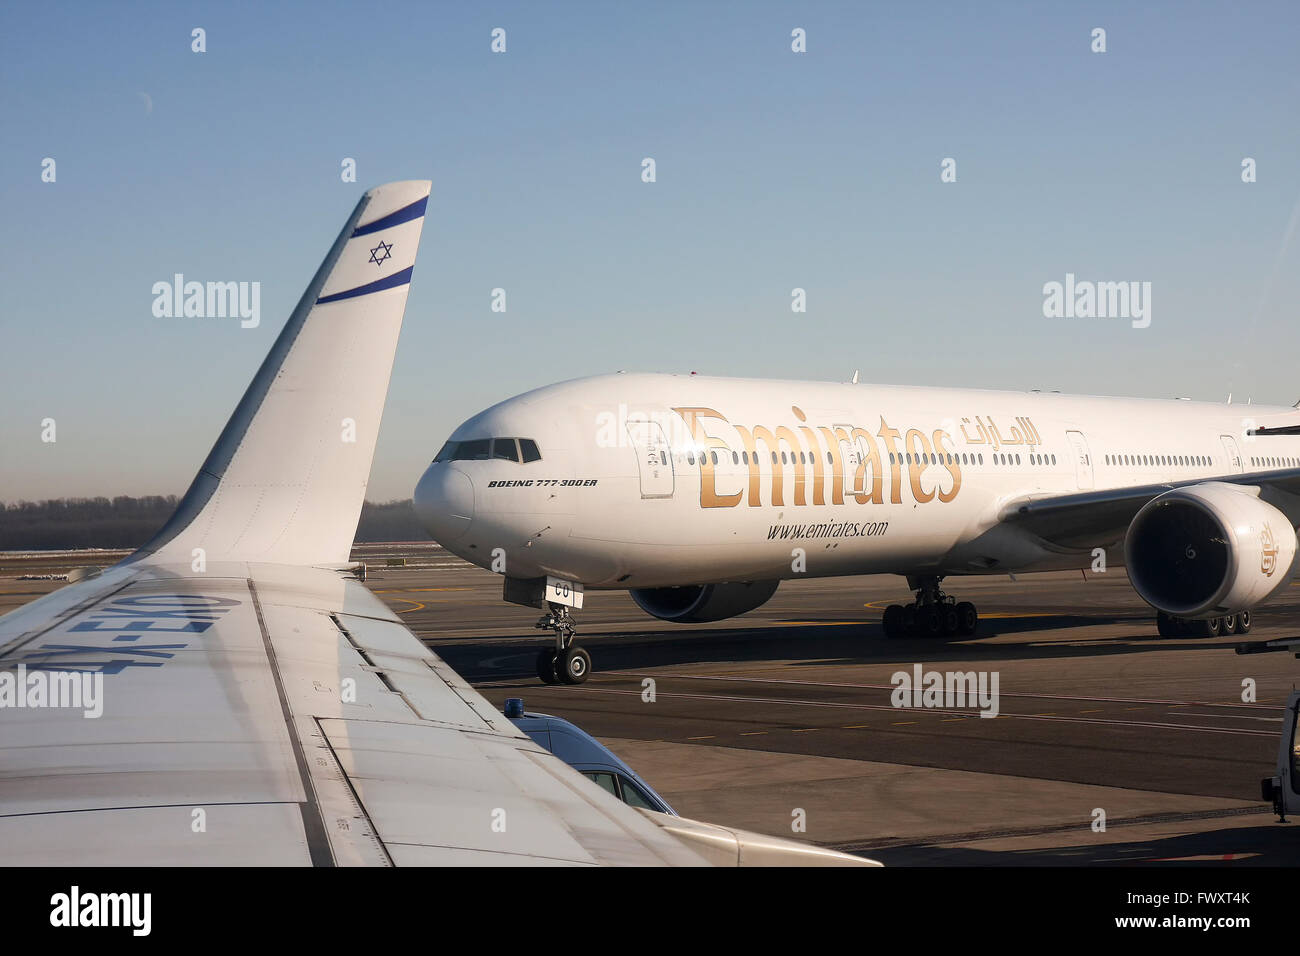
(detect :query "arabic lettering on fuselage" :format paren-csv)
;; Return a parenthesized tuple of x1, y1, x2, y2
(959, 415, 1042, 451)
(672, 406, 1041, 510)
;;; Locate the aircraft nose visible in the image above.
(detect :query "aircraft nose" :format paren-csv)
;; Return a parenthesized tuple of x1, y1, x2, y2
(413, 463, 475, 542)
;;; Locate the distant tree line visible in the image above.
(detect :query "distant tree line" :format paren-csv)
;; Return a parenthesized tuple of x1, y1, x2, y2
(0, 497, 430, 550)
(353, 500, 432, 544)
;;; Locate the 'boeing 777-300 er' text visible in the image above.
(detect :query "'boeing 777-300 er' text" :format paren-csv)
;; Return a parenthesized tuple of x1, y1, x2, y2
(415, 374, 1300, 684)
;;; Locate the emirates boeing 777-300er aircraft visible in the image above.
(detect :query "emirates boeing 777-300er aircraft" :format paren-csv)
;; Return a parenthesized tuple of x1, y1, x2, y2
(414, 373, 1300, 684)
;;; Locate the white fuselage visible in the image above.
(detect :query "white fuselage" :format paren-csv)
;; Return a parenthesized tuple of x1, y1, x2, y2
(413, 373, 1300, 590)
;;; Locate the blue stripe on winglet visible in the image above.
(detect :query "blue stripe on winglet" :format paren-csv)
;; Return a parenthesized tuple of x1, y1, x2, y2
(351, 197, 428, 237)
(316, 266, 414, 304)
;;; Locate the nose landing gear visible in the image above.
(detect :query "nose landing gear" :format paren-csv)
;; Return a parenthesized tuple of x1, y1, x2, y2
(881, 575, 979, 639)
(535, 603, 590, 684)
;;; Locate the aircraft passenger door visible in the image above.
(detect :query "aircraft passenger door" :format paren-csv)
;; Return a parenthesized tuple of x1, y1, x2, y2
(626, 420, 675, 499)
(835, 425, 865, 497)
(1220, 435, 1244, 473)
(1065, 430, 1094, 490)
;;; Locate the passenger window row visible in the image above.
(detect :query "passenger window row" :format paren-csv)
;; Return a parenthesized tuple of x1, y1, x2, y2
(434, 437, 542, 463)
(1104, 453, 1210, 467)
(1251, 455, 1298, 469)
(673, 449, 1067, 469)
(986, 453, 1056, 466)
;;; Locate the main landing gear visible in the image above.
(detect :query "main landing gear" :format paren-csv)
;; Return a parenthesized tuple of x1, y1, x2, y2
(534, 603, 591, 684)
(881, 575, 979, 639)
(1156, 609, 1252, 638)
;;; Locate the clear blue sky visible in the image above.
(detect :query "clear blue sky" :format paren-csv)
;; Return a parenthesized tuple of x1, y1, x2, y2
(2, 1, 1298, 502)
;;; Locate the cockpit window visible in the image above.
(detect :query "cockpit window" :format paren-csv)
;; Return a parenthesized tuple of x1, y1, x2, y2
(459, 439, 491, 460)
(435, 437, 541, 464)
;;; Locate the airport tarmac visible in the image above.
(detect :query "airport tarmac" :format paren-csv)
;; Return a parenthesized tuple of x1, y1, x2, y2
(5, 542, 1300, 865)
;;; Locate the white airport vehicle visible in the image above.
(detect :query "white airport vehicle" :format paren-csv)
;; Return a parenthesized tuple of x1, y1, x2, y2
(0, 183, 870, 867)
(1237, 639, 1300, 822)
(414, 375, 1300, 683)
(504, 697, 676, 814)
(1261, 690, 1300, 822)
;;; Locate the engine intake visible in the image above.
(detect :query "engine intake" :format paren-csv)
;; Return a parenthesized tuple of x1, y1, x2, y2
(630, 580, 780, 623)
(1124, 481, 1296, 618)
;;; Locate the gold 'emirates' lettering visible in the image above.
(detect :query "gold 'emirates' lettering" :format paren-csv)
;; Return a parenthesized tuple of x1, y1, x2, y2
(674, 407, 741, 508)
(876, 419, 903, 504)
(672, 405, 964, 510)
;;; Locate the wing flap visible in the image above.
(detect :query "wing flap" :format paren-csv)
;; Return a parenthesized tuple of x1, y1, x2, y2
(318, 718, 698, 865)
(332, 612, 510, 731)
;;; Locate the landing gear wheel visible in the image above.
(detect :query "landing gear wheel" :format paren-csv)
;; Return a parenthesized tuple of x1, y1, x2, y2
(536, 648, 559, 684)
(885, 578, 979, 640)
(940, 606, 959, 636)
(1192, 617, 1222, 638)
(919, 606, 943, 638)
(1236, 610, 1252, 634)
(1156, 611, 1178, 638)
(535, 601, 588, 684)
(1221, 612, 1239, 634)
(882, 604, 905, 638)
(557, 646, 591, 684)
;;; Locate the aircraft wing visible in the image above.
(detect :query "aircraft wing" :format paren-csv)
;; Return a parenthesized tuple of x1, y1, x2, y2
(0, 560, 706, 865)
(0, 182, 867, 867)
(998, 468, 1300, 551)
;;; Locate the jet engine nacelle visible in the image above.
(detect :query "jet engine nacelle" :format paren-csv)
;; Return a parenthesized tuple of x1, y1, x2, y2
(630, 580, 780, 623)
(1124, 481, 1298, 619)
